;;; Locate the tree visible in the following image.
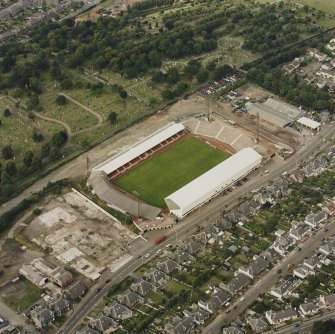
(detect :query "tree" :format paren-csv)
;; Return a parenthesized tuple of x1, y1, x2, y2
(166, 67, 180, 84)
(49, 146, 61, 161)
(23, 151, 34, 167)
(119, 89, 128, 99)
(5, 161, 16, 176)
(3, 109, 11, 117)
(55, 95, 67, 105)
(151, 70, 165, 83)
(108, 112, 118, 124)
(32, 130, 44, 142)
(51, 131, 68, 147)
(2, 145, 14, 160)
(196, 70, 209, 83)
(60, 78, 73, 90)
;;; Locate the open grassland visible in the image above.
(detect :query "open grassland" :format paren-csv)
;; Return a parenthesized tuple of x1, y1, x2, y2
(295, 0, 335, 15)
(114, 136, 231, 208)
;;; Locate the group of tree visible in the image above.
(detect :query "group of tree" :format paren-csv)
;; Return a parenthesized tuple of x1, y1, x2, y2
(127, 0, 173, 13)
(246, 67, 335, 112)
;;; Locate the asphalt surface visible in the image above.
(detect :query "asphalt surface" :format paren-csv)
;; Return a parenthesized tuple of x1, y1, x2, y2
(58, 122, 335, 333)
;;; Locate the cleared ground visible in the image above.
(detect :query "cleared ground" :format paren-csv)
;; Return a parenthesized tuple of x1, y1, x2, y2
(113, 136, 231, 208)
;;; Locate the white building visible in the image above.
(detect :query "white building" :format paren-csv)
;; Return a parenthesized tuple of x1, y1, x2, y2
(165, 148, 262, 218)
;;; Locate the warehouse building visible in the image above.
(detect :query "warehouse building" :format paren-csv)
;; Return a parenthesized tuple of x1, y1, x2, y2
(165, 148, 262, 218)
(246, 98, 305, 128)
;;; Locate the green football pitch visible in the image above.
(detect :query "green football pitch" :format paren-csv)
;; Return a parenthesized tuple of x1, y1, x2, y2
(113, 136, 231, 208)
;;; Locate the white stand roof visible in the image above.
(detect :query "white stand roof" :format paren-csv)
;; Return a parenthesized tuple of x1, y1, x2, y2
(165, 148, 262, 218)
(297, 117, 321, 130)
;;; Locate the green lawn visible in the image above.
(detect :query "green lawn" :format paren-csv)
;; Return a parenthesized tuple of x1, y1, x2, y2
(5, 281, 42, 312)
(294, 0, 335, 15)
(114, 136, 230, 208)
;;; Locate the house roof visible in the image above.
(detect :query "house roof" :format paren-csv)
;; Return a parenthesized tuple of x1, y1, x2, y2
(271, 276, 298, 296)
(117, 290, 142, 307)
(105, 301, 131, 318)
(304, 255, 321, 269)
(305, 211, 327, 224)
(222, 326, 244, 334)
(76, 327, 100, 334)
(184, 240, 203, 255)
(143, 268, 168, 285)
(95, 313, 116, 331)
(51, 298, 70, 311)
(247, 256, 269, 276)
(131, 279, 153, 296)
(299, 302, 318, 314)
(248, 317, 268, 331)
(173, 250, 195, 264)
(156, 259, 179, 274)
(64, 281, 86, 299)
(266, 308, 297, 322)
(225, 273, 251, 293)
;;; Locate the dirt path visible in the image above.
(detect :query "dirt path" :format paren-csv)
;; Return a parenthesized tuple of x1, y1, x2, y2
(58, 92, 104, 136)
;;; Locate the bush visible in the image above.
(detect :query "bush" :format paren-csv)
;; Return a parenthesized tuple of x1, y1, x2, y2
(55, 95, 67, 105)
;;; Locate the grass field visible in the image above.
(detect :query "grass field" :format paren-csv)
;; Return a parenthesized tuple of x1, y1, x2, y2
(295, 0, 335, 15)
(114, 136, 230, 208)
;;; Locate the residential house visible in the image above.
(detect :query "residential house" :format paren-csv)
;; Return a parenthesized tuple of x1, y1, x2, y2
(283, 63, 295, 75)
(93, 313, 118, 333)
(236, 201, 258, 217)
(30, 306, 55, 329)
(319, 239, 335, 256)
(303, 255, 322, 270)
(220, 273, 251, 295)
(222, 327, 244, 334)
(307, 48, 328, 62)
(143, 268, 170, 287)
(323, 202, 335, 216)
(253, 192, 274, 205)
(289, 170, 305, 183)
(198, 289, 230, 313)
(299, 302, 318, 317)
(156, 259, 181, 274)
(289, 222, 310, 241)
(305, 211, 327, 229)
(104, 301, 133, 320)
(293, 264, 313, 279)
(225, 211, 247, 224)
(238, 256, 269, 279)
(270, 276, 299, 300)
(165, 315, 195, 334)
(216, 217, 232, 230)
(130, 278, 154, 296)
(272, 234, 296, 256)
(76, 327, 100, 334)
(318, 294, 335, 308)
(183, 308, 210, 325)
(117, 290, 144, 308)
(50, 298, 71, 317)
(184, 240, 203, 255)
(265, 308, 297, 325)
(172, 250, 195, 265)
(63, 281, 87, 301)
(247, 317, 268, 333)
(301, 165, 316, 178)
(49, 267, 73, 289)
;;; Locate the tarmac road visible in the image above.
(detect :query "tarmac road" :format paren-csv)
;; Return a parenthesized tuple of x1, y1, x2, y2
(58, 123, 335, 333)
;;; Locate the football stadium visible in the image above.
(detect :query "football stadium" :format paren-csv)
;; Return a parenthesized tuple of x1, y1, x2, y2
(91, 122, 262, 219)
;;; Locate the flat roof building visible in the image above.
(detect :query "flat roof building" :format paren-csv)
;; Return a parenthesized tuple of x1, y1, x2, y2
(165, 148, 262, 218)
(297, 116, 321, 131)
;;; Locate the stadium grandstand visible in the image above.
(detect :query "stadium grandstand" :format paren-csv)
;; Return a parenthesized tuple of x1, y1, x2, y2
(246, 98, 305, 128)
(164, 148, 262, 218)
(93, 123, 188, 180)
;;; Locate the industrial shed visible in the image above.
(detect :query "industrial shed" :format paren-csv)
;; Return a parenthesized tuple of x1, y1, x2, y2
(297, 117, 321, 131)
(165, 148, 262, 218)
(246, 98, 305, 128)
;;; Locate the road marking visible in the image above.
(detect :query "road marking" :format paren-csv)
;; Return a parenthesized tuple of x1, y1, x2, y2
(215, 125, 225, 138)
